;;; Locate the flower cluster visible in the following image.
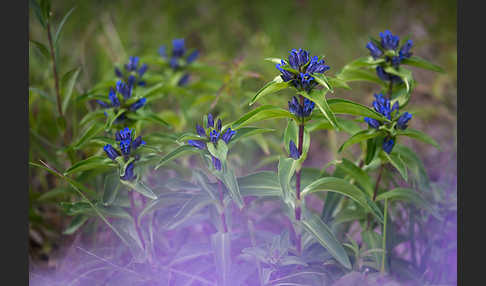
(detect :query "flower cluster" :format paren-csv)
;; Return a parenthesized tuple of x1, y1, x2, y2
(187, 113, 236, 171)
(159, 38, 199, 86)
(289, 140, 300, 160)
(115, 56, 148, 87)
(366, 30, 413, 83)
(276, 48, 330, 93)
(288, 96, 315, 118)
(363, 93, 413, 153)
(96, 79, 147, 123)
(103, 128, 145, 181)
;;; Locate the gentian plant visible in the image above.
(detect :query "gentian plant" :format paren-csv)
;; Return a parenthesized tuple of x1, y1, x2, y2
(159, 38, 199, 86)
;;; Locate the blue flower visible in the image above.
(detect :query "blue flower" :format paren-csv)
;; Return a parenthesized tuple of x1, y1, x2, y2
(376, 66, 402, 83)
(364, 117, 381, 129)
(289, 140, 300, 160)
(159, 38, 199, 86)
(380, 30, 400, 51)
(399, 39, 413, 61)
(120, 162, 135, 181)
(382, 137, 395, 154)
(187, 114, 237, 170)
(372, 93, 392, 120)
(104, 144, 120, 160)
(366, 41, 383, 59)
(188, 140, 206, 150)
(116, 80, 133, 100)
(130, 98, 147, 111)
(196, 124, 206, 137)
(396, 112, 412, 130)
(108, 88, 121, 107)
(276, 48, 330, 93)
(115, 56, 148, 87)
(210, 130, 220, 143)
(114, 128, 145, 156)
(221, 128, 236, 144)
(288, 96, 315, 118)
(212, 156, 222, 171)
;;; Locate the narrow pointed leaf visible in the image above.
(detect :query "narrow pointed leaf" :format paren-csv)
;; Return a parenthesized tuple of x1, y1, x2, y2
(401, 56, 444, 73)
(397, 129, 440, 150)
(250, 77, 290, 105)
(338, 129, 383, 153)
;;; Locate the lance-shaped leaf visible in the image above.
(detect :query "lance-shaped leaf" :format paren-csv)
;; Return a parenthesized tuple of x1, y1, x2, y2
(231, 105, 297, 129)
(312, 73, 334, 92)
(165, 193, 214, 230)
(376, 188, 430, 209)
(215, 163, 244, 209)
(336, 68, 386, 86)
(278, 156, 298, 205)
(72, 123, 105, 150)
(401, 56, 444, 73)
(382, 151, 408, 181)
(396, 129, 440, 150)
(302, 177, 383, 223)
(301, 89, 338, 129)
(207, 140, 229, 163)
(384, 66, 414, 93)
(155, 145, 201, 169)
(120, 180, 157, 200)
(302, 208, 352, 269)
(227, 127, 275, 147)
(64, 155, 114, 175)
(250, 76, 290, 105)
(328, 98, 389, 122)
(102, 172, 121, 205)
(63, 214, 89, 235)
(238, 171, 281, 197)
(126, 110, 170, 127)
(265, 57, 284, 64)
(338, 129, 384, 153)
(335, 158, 374, 197)
(61, 66, 82, 114)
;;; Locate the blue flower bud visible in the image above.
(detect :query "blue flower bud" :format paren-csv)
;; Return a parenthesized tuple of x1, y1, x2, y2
(399, 39, 413, 60)
(366, 41, 383, 58)
(103, 144, 120, 160)
(364, 117, 381, 129)
(120, 162, 136, 181)
(130, 98, 147, 111)
(178, 73, 190, 86)
(306, 56, 330, 74)
(222, 128, 236, 144)
(132, 135, 146, 150)
(172, 38, 186, 58)
(96, 100, 110, 109)
(379, 30, 400, 51)
(115, 67, 123, 78)
(212, 156, 222, 171)
(138, 64, 148, 77)
(216, 119, 222, 131)
(116, 127, 132, 142)
(196, 124, 206, 137)
(119, 139, 131, 156)
(125, 56, 140, 71)
(276, 62, 294, 82)
(289, 140, 300, 159)
(158, 45, 167, 58)
(170, 57, 179, 69)
(210, 130, 220, 143)
(382, 137, 395, 154)
(207, 113, 214, 128)
(108, 88, 120, 107)
(391, 101, 399, 114)
(186, 50, 199, 64)
(188, 140, 206, 150)
(396, 112, 412, 130)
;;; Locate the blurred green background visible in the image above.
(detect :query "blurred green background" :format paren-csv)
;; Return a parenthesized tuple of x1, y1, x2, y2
(29, 0, 456, 265)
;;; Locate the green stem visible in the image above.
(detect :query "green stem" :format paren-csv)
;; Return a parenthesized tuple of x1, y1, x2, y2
(294, 94, 305, 254)
(217, 180, 228, 233)
(130, 191, 146, 251)
(381, 197, 388, 274)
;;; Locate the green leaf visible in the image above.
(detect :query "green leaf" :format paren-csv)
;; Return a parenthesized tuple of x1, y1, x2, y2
(361, 230, 383, 270)
(302, 208, 352, 269)
(278, 157, 298, 205)
(301, 89, 338, 129)
(333, 208, 367, 225)
(125, 110, 170, 127)
(61, 66, 81, 114)
(365, 138, 378, 165)
(30, 0, 46, 27)
(265, 57, 284, 64)
(397, 129, 440, 150)
(231, 105, 297, 129)
(155, 145, 200, 169)
(165, 194, 214, 230)
(312, 73, 333, 92)
(120, 180, 157, 200)
(211, 232, 232, 285)
(382, 152, 408, 181)
(336, 159, 374, 197)
(393, 144, 430, 189)
(401, 56, 444, 73)
(40, 0, 51, 22)
(63, 214, 89, 235)
(384, 66, 414, 93)
(54, 6, 76, 46)
(29, 40, 50, 61)
(328, 98, 388, 122)
(64, 156, 113, 175)
(238, 171, 281, 197)
(249, 77, 290, 105)
(376, 188, 430, 209)
(227, 127, 275, 146)
(207, 140, 229, 162)
(338, 129, 383, 153)
(72, 123, 105, 150)
(103, 172, 121, 205)
(216, 163, 244, 209)
(328, 76, 351, 90)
